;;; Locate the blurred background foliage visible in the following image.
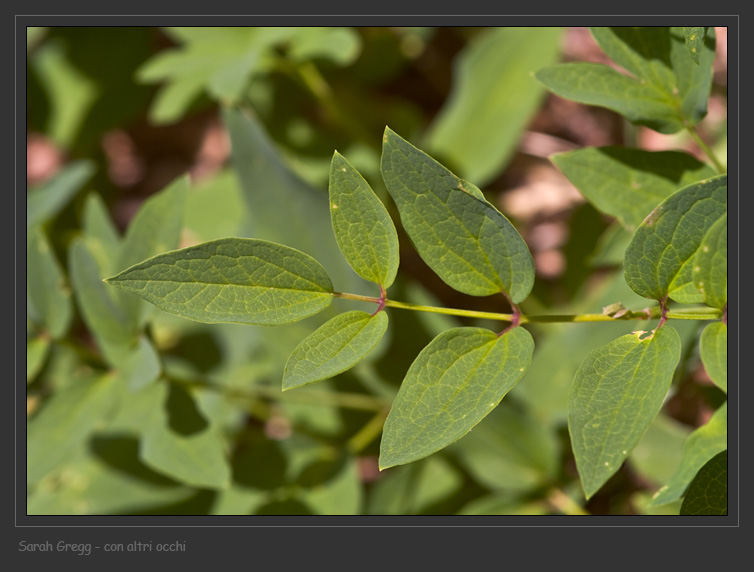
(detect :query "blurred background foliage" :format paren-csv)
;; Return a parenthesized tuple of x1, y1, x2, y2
(26, 26, 727, 516)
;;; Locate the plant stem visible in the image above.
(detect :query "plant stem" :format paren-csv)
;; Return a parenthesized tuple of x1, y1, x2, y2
(332, 292, 723, 323)
(347, 409, 389, 454)
(686, 124, 726, 173)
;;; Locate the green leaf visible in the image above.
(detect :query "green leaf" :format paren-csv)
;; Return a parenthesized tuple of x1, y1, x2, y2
(568, 326, 681, 499)
(116, 336, 162, 391)
(283, 311, 388, 390)
(27, 160, 94, 228)
(680, 450, 727, 515)
(82, 193, 121, 274)
(287, 27, 361, 66)
(551, 148, 716, 231)
(693, 213, 727, 309)
(683, 27, 707, 64)
(700, 321, 727, 393)
(69, 238, 137, 361)
(329, 152, 400, 288)
(381, 127, 534, 302)
(27, 375, 118, 485)
(27, 335, 51, 383)
(650, 401, 727, 506)
(536, 27, 715, 134)
(115, 176, 187, 330)
(629, 413, 691, 486)
(297, 456, 363, 515)
(139, 382, 231, 489)
(224, 108, 361, 293)
(183, 169, 246, 242)
(424, 27, 562, 185)
(106, 238, 334, 326)
(449, 401, 560, 493)
(379, 326, 534, 469)
(624, 175, 727, 303)
(27, 226, 73, 339)
(457, 493, 549, 515)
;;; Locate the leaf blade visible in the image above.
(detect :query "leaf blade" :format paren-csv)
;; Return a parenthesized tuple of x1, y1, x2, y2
(329, 152, 399, 288)
(568, 326, 681, 499)
(700, 322, 727, 393)
(380, 127, 534, 301)
(27, 160, 95, 228)
(650, 402, 727, 506)
(379, 326, 534, 469)
(624, 175, 727, 302)
(680, 450, 727, 515)
(551, 147, 716, 231)
(693, 212, 727, 309)
(27, 226, 73, 339)
(283, 311, 389, 390)
(106, 237, 334, 326)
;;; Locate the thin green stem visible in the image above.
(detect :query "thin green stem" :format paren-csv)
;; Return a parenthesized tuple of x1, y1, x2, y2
(346, 409, 389, 454)
(332, 292, 723, 324)
(686, 123, 726, 173)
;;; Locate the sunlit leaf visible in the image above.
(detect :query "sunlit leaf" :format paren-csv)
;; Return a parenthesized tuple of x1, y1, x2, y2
(381, 127, 534, 302)
(329, 151, 399, 288)
(624, 175, 726, 302)
(379, 326, 534, 469)
(569, 326, 681, 499)
(283, 311, 388, 390)
(106, 238, 334, 326)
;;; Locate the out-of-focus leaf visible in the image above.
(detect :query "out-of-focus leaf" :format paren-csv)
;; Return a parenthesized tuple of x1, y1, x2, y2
(329, 151, 399, 289)
(624, 175, 726, 303)
(629, 413, 692, 486)
(379, 326, 534, 469)
(569, 326, 681, 499)
(26, 335, 51, 383)
(29, 39, 98, 146)
(297, 456, 363, 515)
(683, 27, 707, 64)
(381, 127, 534, 302)
(106, 238, 334, 326)
(27, 160, 95, 228)
(425, 27, 561, 185)
(27, 375, 118, 485)
(551, 147, 716, 231)
(82, 193, 121, 275)
(367, 455, 462, 515)
(114, 176, 187, 330)
(457, 493, 549, 515)
(27, 226, 73, 339)
(283, 311, 388, 390)
(183, 169, 246, 242)
(650, 402, 727, 506)
(680, 450, 727, 515)
(449, 401, 559, 493)
(700, 321, 727, 393)
(139, 382, 231, 489)
(288, 27, 361, 65)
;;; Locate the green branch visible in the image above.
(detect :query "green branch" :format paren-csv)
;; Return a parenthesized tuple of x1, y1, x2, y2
(332, 292, 723, 324)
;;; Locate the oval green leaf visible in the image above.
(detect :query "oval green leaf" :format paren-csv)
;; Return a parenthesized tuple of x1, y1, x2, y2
(680, 450, 727, 515)
(380, 127, 534, 302)
(693, 212, 727, 309)
(569, 326, 681, 499)
(683, 27, 707, 65)
(551, 147, 716, 231)
(283, 310, 389, 390)
(624, 175, 727, 302)
(329, 152, 399, 289)
(700, 321, 727, 393)
(379, 326, 534, 470)
(106, 238, 333, 326)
